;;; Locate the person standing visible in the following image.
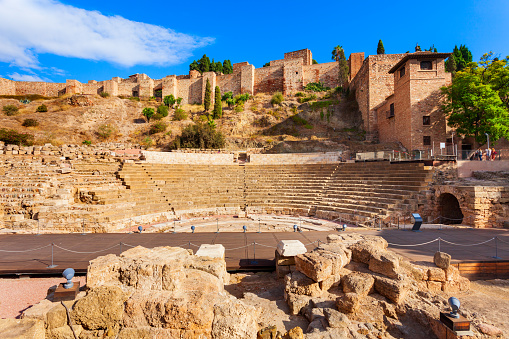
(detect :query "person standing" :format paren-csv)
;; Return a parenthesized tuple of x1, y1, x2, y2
(491, 148, 497, 160)
(486, 147, 491, 161)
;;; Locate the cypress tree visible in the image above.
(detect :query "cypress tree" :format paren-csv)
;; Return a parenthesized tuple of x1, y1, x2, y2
(377, 40, 385, 54)
(198, 54, 210, 73)
(213, 86, 222, 119)
(215, 61, 223, 74)
(210, 58, 216, 72)
(204, 79, 211, 111)
(223, 60, 233, 74)
(445, 56, 457, 76)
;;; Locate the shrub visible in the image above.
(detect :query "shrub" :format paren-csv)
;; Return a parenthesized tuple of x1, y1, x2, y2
(82, 140, 92, 146)
(22, 119, 39, 127)
(171, 123, 225, 149)
(199, 114, 209, 122)
(0, 128, 34, 146)
(304, 82, 330, 92)
(157, 105, 169, 117)
(36, 104, 48, 112)
(295, 92, 305, 97)
(152, 113, 164, 121)
(234, 102, 244, 113)
(163, 94, 176, 108)
(154, 89, 162, 98)
(129, 97, 140, 101)
(3, 105, 19, 116)
(234, 93, 251, 104)
(173, 108, 188, 121)
(142, 107, 155, 122)
(97, 124, 115, 140)
(222, 91, 233, 102)
(270, 92, 284, 106)
(298, 93, 317, 103)
(291, 115, 313, 129)
(149, 121, 167, 135)
(100, 92, 110, 98)
(142, 137, 153, 148)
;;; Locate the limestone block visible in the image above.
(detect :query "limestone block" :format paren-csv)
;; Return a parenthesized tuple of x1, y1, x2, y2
(46, 304, 68, 329)
(285, 327, 304, 339)
(445, 266, 460, 281)
(284, 292, 312, 315)
(350, 241, 382, 265)
(319, 273, 341, 292)
(72, 286, 127, 331)
(433, 251, 451, 269)
(211, 295, 260, 339)
(285, 271, 322, 297)
(277, 240, 307, 257)
(22, 299, 55, 322)
(0, 318, 45, 338)
(10, 214, 24, 221)
(478, 323, 503, 336)
(323, 308, 351, 329)
(342, 272, 374, 296)
(428, 267, 446, 282)
(48, 324, 83, 338)
(426, 281, 443, 293)
(275, 250, 295, 266)
(276, 264, 291, 279)
(195, 244, 225, 259)
(317, 243, 352, 263)
(374, 276, 408, 304)
(295, 252, 332, 282)
(336, 292, 362, 313)
(258, 325, 278, 339)
(368, 251, 400, 279)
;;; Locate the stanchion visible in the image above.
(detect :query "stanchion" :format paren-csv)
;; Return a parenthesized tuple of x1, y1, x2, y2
(438, 238, 441, 253)
(216, 218, 219, 233)
(258, 218, 261, 233)
(252, 242, 258, 264)
(81, 219, 86, 235)
(47, 243, 57, 268)
(493, 237, 501, 259)
(36, 220, 41, 236)
(120, 242, 122, 255)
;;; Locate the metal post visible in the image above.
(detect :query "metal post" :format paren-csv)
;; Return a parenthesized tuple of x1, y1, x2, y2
(173, 220, 176, 234)
(36, 219, 41, 235)
(438, 238, 441, 252)
(216, 218, 219, 233)
(188, 241, 191, 250)
(81, 218, 86, 235)
(252, 242, 258, 264)
(258, 218, 261, 233)
(47, 243, 57, 268)
(493, 237, 501, 259)
(120, 242, 122, 255)
(397, 216, 399, 229)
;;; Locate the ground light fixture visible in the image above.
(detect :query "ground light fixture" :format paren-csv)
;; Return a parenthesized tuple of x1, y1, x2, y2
(138, 226, 143, 233)
(191, 225, 195, 233)
(448, 297, 460, 318)
(293, 224, 298, 232)
(243, 225, 247, 233)
(343, 224, 347, 231)
(62, 268, 75, 289)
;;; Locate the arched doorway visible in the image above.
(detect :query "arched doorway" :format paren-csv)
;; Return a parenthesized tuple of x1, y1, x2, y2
(438, 193, 463, 224)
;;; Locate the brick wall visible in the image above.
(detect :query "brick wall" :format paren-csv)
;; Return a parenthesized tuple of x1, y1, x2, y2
(348, 53, 365, 80)
(254, 66, 284, 94)
(240, 64, 255, 95)
(283, 59, 304, 94)
(217, 73, 241, 96)
(302, 62, 339, 89)
(284, 49, 312, 66)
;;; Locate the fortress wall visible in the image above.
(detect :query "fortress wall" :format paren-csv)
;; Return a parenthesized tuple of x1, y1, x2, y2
(350, 58, 370, 130)
(270, 59, 285, 67)
(240, 64, 255, 94)
(348, 53, 365, 80)
(284, 49, 312, 66)
(118, 83, 136, 96)
(283, 59, 304, 94)
(82, 83, 102, 95)
(249, 152, 342, 164)
(14, 81, 66, 97)
(0, 78, 16, 95)
(176, 77, 203, 104)
(217, 73, 241, 96)
(302, 62, 339, 89)
(254, 65, 284, 94)
(142, 151, 234, 164)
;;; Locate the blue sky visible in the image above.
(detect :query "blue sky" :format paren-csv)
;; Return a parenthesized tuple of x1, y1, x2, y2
(0, 0, 507, 83)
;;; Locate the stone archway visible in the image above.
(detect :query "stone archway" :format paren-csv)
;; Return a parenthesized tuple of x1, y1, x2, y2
(438, 193, 464, 224)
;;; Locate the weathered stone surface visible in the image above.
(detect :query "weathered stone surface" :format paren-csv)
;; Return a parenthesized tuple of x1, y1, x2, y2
(276, 264, 292, 279)
(350, 241, 382, 265)
(295, 252, 332, 282)
(285, 292, 312, 316)
(284, 327, 304, 339)
(478, 323, 503, 336)
(21, 299, 55, 322)
(380, 301, 397, 319)
(195, 244, 225, 259)
(47, 324, 84, 339)
(428, 267, 446, 282)
(72, 286, 126, 331)
(46, 304, 67, 330)
(336, 292, 362, 313)
(444, 266, 460, 281)
(342, 272, 374, 296)
(211, 295, 260, 339)
(257, 325, 278, 339)
(323, 308, 351, 329)
(0, 318, 45, 338)
(442, 277, 470, 292)
(117, 327, 190, 338)
(285, 271, 322, 297)
(374, 276, 408, 304)
(433, 251, 451, 269)
(369, 251, 400, 279)
(275, 250, 295, 266)
(319, 274, 341, 292)
(426, 281, 443, 293)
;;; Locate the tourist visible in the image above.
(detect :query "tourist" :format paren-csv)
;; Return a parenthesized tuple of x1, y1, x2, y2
(477, 148, 483, 161)
(486, 147, 491, 161)
(491, 148, 497, 161)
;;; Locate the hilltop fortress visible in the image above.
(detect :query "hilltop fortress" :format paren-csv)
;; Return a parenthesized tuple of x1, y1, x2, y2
(0, 48, 453, 152)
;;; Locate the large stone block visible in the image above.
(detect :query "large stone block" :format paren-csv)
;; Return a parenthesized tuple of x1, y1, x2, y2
(350, 241, 382, 265)
(295, 252, 332, 282)
(374, 276, 408, 304)
(336, 292, 362, 313)
(433, 251, 451, 269)
(0, 318, 45, 339)
(342, 272, 375, 296)
(428, 267, 446, 282)
(277, 240, 307, 257)
(212, 295, 260, 339)
(285, 271, 322, 297)
(368, 251, 400, 279)
(196, 244, 225, 259)
(284, 292, 312, 316)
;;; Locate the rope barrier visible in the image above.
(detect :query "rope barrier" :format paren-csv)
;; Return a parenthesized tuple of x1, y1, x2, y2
(53, 243, 120, 254)
(224, 244, 251, 251)
(494, 237, 509, 245)
(387, 238, 439, 247)
(253, 242, 277, 249)
(439, 238, 495, 247)
(0, 244, 51, 253)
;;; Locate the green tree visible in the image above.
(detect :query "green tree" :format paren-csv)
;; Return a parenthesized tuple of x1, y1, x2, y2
(312, 59, 318, 64)
(164, 94, 176, 108)
(215, 61, 223, 74)
(198, 54, 210, 73)
(189, 60, 199, 72)
(171, 122, 225, 149)
(446, 56, 457, 76)
(332, 45, 349, 84)
(377, 40, 385, 55)
(262, 62, 270, 67)
(223, 60, 233, 74)
(204, 79, 212, 111)
(415, 43, 422, 52)
(210, 58, 216, 72)
(446, 45, 473, 73)
(157, 105, 169, 117)
(213, 86, 222, 119)
(142, 107, 155, 122)
(441, 53, 509, 146)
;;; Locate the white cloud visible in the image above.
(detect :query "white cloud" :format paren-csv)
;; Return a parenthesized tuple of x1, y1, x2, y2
(0, 0, 214, 69)
(8, 72, 48, 82)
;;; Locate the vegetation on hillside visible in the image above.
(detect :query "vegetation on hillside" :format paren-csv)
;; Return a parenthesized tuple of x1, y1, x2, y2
(171, 122, 225, 149)
(332, 45, 349, 84)
(0, 129, 34, 146)
(189, 55, 233, 74)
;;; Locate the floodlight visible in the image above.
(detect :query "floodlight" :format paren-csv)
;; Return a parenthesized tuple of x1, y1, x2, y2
(448, 297, 460, 318)
(191, 225, 195, 233)
(343, 224, 347, 231)
(138, 226, 143, 233)
(243, 225, 247, 233)
(293, 224, 298, 232)
(62, 268, 75, 289)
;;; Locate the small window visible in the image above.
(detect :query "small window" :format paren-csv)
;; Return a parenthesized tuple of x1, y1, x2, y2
(420, 61, 432, 70)
(423, 116, 430, 125)
(387, 103, 394, 118)
(423, 136, 431, 146)
(399, 67, 406, 78)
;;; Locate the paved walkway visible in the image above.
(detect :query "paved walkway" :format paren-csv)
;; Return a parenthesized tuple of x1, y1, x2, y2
(0, 228, 508, 275)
